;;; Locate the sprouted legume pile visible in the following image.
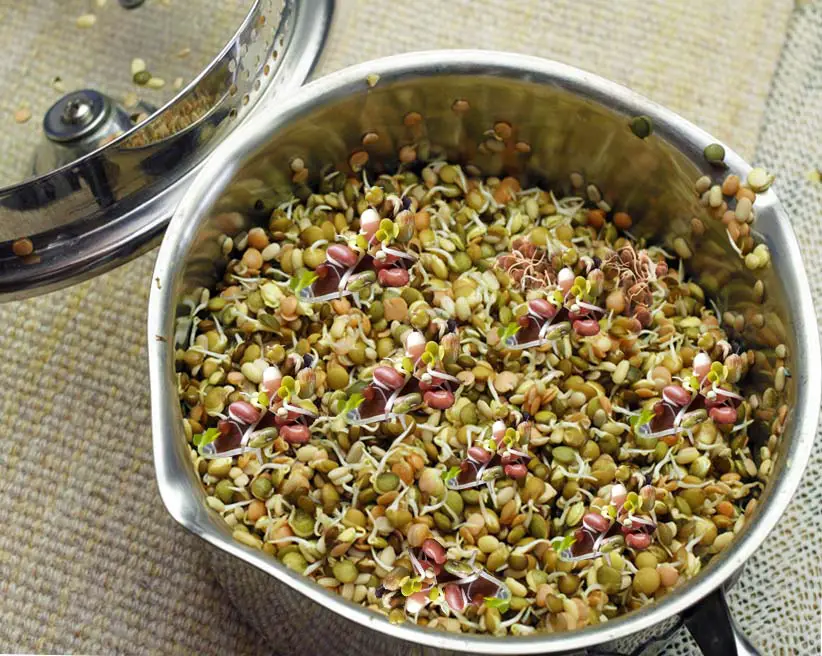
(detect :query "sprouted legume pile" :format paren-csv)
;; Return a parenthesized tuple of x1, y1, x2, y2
(177, 159, 786, 636)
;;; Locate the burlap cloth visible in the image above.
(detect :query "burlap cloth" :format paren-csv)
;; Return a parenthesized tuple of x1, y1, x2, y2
(1, 0, 819, 654)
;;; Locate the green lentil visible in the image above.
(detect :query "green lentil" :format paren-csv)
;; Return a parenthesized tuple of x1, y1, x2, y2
(251, 477, 273, 500)
(215, 479, 234, 504)
(633, 567, 661, 595)
(703, 143, 726, 165)
(281, 551, 308, 573)
(333, 560, 359, 584)
(629, 115, 653, 139)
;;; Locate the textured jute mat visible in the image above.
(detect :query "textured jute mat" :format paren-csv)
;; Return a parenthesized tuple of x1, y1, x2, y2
(1, 0, 818, 654)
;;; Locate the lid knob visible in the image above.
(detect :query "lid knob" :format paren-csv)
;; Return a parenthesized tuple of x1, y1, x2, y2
(43, 90, 110, 144)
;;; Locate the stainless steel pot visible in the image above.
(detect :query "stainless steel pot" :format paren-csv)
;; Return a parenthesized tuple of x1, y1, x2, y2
(147, 51, 820, 655)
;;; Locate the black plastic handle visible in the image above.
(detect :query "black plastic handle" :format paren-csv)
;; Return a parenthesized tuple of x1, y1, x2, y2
(684, 588, 760, 656)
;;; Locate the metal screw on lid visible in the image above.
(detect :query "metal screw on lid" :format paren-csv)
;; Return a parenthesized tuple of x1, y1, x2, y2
(62, 98, 94, 126)
(43, 90, 110, 144)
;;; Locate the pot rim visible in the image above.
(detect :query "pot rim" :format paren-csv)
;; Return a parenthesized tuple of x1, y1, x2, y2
(148, 49, 821, 653)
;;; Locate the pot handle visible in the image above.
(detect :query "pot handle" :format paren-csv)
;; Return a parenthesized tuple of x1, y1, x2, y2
(683, 587, 760, 656)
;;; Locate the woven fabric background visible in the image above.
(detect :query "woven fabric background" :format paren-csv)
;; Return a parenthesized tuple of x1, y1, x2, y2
(0, 0, 818, 654)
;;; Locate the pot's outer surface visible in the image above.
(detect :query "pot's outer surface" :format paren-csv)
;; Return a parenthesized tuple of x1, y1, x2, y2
(148, 51, 820, 654)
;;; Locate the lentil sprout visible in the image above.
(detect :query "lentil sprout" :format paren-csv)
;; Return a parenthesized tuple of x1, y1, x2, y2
(133, 70, 152, 86)
(703, 143, 726, 166)
(629, 116, 653, 139)
(178, 156, 784, 636)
